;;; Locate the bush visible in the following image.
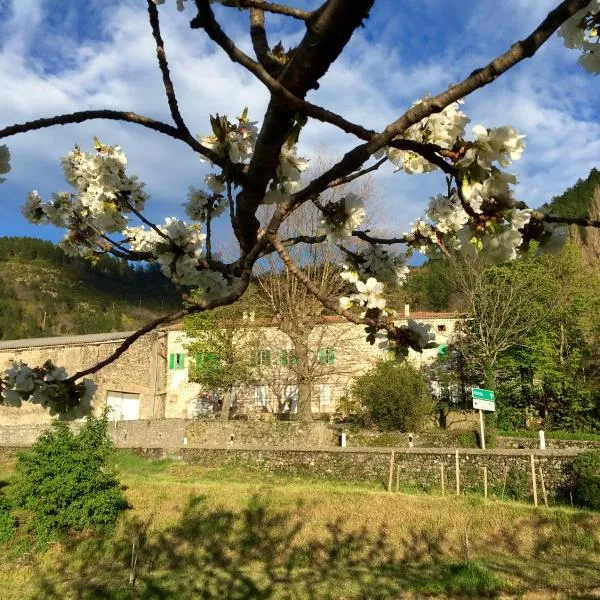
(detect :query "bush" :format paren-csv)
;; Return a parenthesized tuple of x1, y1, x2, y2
(351, 360, 434, 431)
(571, 449, 600, 510)
(12, 413, 129, 539)
(0, 494, 17, 543)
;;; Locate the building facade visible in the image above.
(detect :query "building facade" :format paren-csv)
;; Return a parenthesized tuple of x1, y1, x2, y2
(0, 310, 460, 425)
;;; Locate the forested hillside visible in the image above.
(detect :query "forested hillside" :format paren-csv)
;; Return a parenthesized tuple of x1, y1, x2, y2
(0, 237, 182, 340)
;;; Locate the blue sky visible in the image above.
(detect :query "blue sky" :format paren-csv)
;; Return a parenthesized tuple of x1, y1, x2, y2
(0, 0, 597, 249)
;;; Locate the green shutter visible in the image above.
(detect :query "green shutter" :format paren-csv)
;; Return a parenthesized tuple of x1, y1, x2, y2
(281, 350, 288, 366)
(328, 349, 335, 365)
(291, 354, 298, 366)
(262, 350, 271, 366)
(318, 349, 325, 365)
(169, 353, 175, 369)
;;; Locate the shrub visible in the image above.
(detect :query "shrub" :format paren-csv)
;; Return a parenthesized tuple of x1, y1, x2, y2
(12, 413, 129, 539)
(0, 494, 17, 543)
(571, 449, 600, 510)
(351, 360, 434, 431)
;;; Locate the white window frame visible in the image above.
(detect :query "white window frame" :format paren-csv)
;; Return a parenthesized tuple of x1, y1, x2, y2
(319, 384, 333, 410)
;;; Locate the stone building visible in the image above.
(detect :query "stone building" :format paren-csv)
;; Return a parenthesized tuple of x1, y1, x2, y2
(0, 308, 460, 425)
(164, 308, 460, 420)
(0, 330, 168, 425)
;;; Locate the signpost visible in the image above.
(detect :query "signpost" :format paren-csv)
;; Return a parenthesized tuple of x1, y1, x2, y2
(471, 388, 495, 449)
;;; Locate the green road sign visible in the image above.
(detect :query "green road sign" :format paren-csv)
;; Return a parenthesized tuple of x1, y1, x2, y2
(472, 388, 495, 412)
(472, 388, 494, 401)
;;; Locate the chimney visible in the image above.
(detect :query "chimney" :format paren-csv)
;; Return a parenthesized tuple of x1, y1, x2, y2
(404, 303, 410, 318)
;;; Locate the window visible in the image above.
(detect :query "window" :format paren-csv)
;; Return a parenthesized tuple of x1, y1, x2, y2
(254, 385, 268, 407)
(106, 391, 140, 421)
(319, 384, 333, 409)
(437, 324, 447, 332)
(169, 353, 185, 369)
(251, 350, 271, 366)
(318, 348, 335, 365)
(280, 350, 298, 366)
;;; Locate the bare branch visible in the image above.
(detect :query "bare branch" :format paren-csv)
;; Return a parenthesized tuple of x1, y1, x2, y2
(269, 233, 374, 328)
(535, 211, 600, 229)
(326, 158, 388, 189)
(231, 0, 311, 20)
(249, 8, 280, 75)
(147, 0, 189, 132)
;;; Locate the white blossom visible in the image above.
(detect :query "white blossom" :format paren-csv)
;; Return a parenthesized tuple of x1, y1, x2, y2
(427, 193, 470, 234)
(387, 99, 469, 174)
(184, 186, 227, 222)
(319, 193, 366, 243)
(355, 277, 387, 310)
(263, 144, 309, 205)
(198, 110, 258, 165)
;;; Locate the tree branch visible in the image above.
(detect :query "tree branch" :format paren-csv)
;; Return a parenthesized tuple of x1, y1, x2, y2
(535, 211, 600, 228)
(292, 0, 591, 206)
(147, 0, 189, 132)
(269, 233, 374, 327)
(0, 110, 246, 185)
(231, 0, 311, 20)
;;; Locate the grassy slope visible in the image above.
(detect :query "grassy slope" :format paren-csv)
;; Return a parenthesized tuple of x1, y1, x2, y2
(0, 255, 182, 339)
(0, 452, 599, 599)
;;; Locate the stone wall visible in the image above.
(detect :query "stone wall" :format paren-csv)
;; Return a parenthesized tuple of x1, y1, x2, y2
(181, 446, 580, 499)
(497, 436, 600, 450)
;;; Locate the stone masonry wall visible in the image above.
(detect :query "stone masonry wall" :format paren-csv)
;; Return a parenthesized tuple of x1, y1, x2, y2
(181, 446, 580, 499)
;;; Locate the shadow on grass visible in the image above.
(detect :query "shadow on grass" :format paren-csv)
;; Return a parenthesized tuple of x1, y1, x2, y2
(28, 494, 513, 600)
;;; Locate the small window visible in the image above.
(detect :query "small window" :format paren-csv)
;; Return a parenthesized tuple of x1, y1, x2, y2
(281, 350, 298, 366)
(251, 350, 271, 366)
(318, 348, 335, 365)
(169, 353, 186, 369)
(437, 324, 447, 332)
(319, 384, 333, 409)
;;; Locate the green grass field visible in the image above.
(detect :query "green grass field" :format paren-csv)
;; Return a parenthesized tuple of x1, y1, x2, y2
(0, 451, 599, 599)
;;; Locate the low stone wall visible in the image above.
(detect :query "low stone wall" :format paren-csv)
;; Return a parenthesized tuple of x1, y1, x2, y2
(2, 419, 599, 455)
(0, 419, 187, 450)
(181, 446, 580, 499)
(497, 436, 600, 450)
(185, 420, 337, 447)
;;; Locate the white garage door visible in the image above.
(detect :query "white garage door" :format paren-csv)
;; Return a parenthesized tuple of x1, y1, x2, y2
(106, 391, 141, 421)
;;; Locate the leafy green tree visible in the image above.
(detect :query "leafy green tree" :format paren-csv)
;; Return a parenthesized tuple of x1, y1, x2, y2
(351, 360, 434, 431)
(185, 303, 263, 420)
(11, 413, 129, 539)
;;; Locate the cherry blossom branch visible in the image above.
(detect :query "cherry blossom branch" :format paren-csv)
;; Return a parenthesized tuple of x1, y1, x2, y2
(0, 110, 245, 185)
(269, 234, 375, 327)
(326, 157, 388, 189)
(147, 0, 189, 133)
(121, 196, 171, 241)
(292, 0, 591, 205)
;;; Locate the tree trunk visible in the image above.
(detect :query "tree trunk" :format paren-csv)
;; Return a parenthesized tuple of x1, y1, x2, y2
(292, 331, 312, 422)
(220, 387, 234, 421)
(297, 377, 312, 422)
